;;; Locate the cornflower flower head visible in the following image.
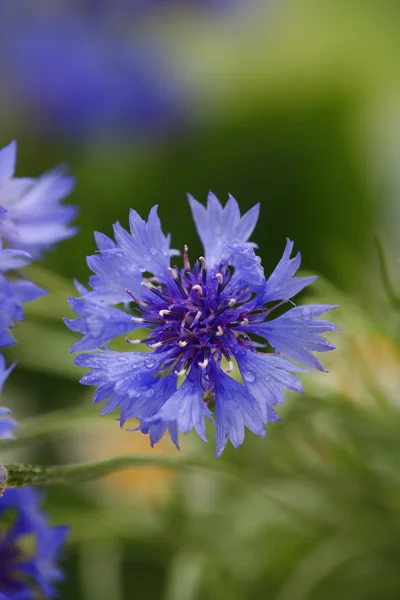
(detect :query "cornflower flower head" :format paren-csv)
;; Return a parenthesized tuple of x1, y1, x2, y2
(0, 487, 68, 599)
(0, 5, 185, 140)
(0, 355, 17, 440)
(0, 141, 77, 259)
(66, 193, 337, 456)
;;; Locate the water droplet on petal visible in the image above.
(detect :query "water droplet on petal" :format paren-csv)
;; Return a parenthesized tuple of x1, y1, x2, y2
(161, 245, 169, 257)
(117, 356, 129, 364)
(115, 251, 124, 258)
(143, 254, 151, 262)
(243, 371, 256, 383)
(265, 375, 271, 382)
(145, 358, 155, 369)
(150, 247, 158, 256)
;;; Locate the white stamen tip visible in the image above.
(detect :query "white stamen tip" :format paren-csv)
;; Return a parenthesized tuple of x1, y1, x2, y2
(174, 368, 187, 377)
(228, 299, 236, 307)
(198, 358, 209, 369)
(240, 318, 249, 326)
(131, 317, 144, 323)
(226, 360, 234, 374)
(192, 284, 203, 295)
(126, 337, 141, 345)
(216, 273, 223, 284)
(149, 341, 163, 348)
(159, 309, 170, 317)
(184, 244, 188, 252)
(141, 281, 153, 289)
(216, 326, 224, 337)
(168, 267, 178, 279)
(178, 340, 188, 347)
(199, 256, 206, 269)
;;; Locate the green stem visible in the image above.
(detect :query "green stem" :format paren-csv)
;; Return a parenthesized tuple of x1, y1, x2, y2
(375, 234, 400, 309)
(4, 456, 228, 488)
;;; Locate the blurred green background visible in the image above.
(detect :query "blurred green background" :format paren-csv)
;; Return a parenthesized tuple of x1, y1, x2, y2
(2, 0, 400, 598)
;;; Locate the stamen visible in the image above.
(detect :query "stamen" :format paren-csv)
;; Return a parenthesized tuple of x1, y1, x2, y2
(178, 339, 188, 347)
(159, 309, 170, 317)
(228, 298, 236, 307)
(183, 244, 191, 271)
(149, 341, 163, 348)
(192, 284, 203, 296)
(216, 273, 223, 284)
(216, 325, 224, 336)
(226, 360, 234, 373)
(125, 337, 142, 345)
(168, 267, 187, 298)
(174, 368, 187, 377)
(240, 317, 249, 326)
(199, 256, 206, 271)
(198, 357, 209, 368)
(131, 316, 144, 323)
(125, 288, 135, 301)
(190, 310, 202, 328)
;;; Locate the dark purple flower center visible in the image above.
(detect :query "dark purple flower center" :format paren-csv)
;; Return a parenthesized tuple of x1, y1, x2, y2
(0, 526, 32, 594)
(127, 247, 280, 396)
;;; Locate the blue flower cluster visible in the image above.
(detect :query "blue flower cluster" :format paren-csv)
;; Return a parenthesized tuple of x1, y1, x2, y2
(0, 140, 74, 597)
(0, 2, 185, 140)
(66, 193, 337, 456)
(0, 487, 68, 599)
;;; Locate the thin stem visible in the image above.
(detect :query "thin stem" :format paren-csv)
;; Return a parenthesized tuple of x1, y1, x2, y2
(3, 456, 229, 488)
(375, 234, 400, 310)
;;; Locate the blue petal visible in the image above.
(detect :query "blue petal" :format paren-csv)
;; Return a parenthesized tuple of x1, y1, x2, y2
(87, 247, 146, 305)
(0, 140, 16, 182)
(242, 304, 338, 370)
(112, 205, 176, 277)
(64, 297, 135, 352)
(223, 241, 265, 292)
(0, 205, 7, 220)
(0, 238, 32, 271)
(74, 349, 171, 418)
(260, 238, 318, 303)
(188, 192, 259, 268)
(0, 155, 77, 259)
(235, 349, 306, 422)
(0, 487, 68, 597)
(214, 369, 265, 457)
(143, 369, 213, 443)
(0, 355, 17, 395)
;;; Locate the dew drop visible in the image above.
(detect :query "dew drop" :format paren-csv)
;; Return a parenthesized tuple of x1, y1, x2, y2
(117, 356, 129, 364)
(143, 254, 151, 262)
(115, 251, 124, 258)
(161, 245, 169, 257)
(145, 358, 155, 369)
(243, 371, 256, 383)
(265, 375, 271, 382)
(150, 247, 158, 256)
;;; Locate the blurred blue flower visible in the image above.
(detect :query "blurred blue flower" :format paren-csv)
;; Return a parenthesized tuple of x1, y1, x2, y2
(1, 4, 186, 139)
(0, 141, 77, 260)
(0, 355, 17, 440)
(0, 487, 68, 599)
(66, 193, 337, 456)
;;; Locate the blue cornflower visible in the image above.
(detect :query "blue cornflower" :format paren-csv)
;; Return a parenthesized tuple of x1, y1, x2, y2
(0, 355, 17, 440)
(66, 193, 337, 456)
(0, 487, 68, 599)
(0, 238, 45, 349)
(0, 4, 184, 140)
(0, 141, 77, 259)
